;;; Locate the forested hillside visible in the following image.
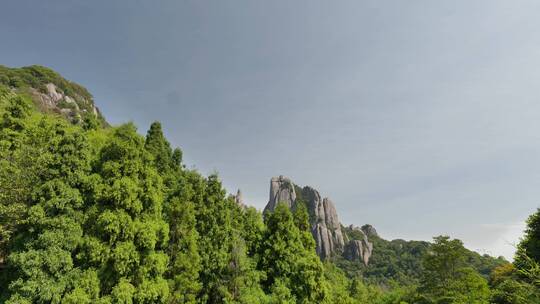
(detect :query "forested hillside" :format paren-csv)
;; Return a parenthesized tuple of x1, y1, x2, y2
(0, 66, 539, 303)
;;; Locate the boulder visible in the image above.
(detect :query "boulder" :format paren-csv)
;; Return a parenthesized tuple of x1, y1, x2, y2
(46, 83, 63, 103)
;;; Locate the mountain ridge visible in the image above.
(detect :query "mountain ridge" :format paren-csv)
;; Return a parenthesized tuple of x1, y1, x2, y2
(256, 175, 508, 285)
(0, 65, 106, 127)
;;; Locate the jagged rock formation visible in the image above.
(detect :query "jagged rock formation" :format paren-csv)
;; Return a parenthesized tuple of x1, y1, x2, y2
(264, 176, 374, 264)
(265, 176, 296, 212)
(344, 226, 373, 266)
(305, 191, 345, 258)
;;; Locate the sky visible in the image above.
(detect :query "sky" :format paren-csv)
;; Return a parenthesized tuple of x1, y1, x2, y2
(2, 0, 540, 260)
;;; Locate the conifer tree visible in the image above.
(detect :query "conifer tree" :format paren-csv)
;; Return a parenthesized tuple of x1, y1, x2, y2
(195, 174, 234, 302)
(145, 121, 203, 303)
(222, 236, 267, 304)
(0, 91, 33, 271)
(145, 121, 174, 175)
(165, 170, 205, 303)
(5, 118, 100, 303)
(81, 123, 170, 303)
(240, 207, 265, 258)
(292, 202, 315, 250)
(259, 203, 326, 303)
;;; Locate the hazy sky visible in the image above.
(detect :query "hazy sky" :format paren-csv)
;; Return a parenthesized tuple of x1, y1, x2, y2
(2, 0, 540, 259)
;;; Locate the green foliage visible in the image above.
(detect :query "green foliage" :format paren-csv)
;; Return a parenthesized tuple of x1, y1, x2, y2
(416, 236, 491, 304)
(0, 65, 92, 101)
(92, 124, 169, 302)
(145, 121, 175, 176)
(240, 207, 265, 257)
(516, 208, 540, 268)
(339, 226, 506, 287)
(292, 202, 316, 251)
(0, 90, 35, 266)
(322, 263, 357, 304)
(489, 263, 540, 304)
(166, 195, 201, 303)
(2, 109, 97, 303)
(259, 203, 327, 303)
(195, 174, 234, 301)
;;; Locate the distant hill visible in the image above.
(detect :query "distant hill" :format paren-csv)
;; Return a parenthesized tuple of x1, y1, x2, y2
(261, 175, 508, 285)
(0, 65, 106, 126)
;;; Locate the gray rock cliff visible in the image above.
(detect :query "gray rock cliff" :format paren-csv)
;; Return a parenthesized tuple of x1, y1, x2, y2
(344, 226, 374, 265)
(344, 238, 373, 266)
(264, 175, 297, 212)
(263, 175, 375, 265)
(264, 176, 345, 259)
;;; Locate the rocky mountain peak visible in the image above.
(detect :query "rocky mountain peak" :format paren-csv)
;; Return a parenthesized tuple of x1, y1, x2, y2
(263, 175, 372, 264)
(265, 175, 296, 213)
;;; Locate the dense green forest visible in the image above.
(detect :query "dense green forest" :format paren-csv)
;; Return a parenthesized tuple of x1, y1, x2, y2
(0, 66, 539, 303)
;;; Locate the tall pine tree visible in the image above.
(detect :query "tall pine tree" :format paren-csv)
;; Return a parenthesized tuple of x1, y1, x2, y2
(165, 170, 204, 303)
(81, 123, 170, 303)
(144, 122, 203, 303)
(195, 174, 234, 302)
(259, 203, 327, 304)
(5, 117, 99, 303)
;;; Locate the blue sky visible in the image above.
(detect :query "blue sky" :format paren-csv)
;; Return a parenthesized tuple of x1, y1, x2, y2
(2, 0, 540, 259)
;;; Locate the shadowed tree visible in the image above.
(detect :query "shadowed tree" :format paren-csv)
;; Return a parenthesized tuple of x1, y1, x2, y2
(516, 209, 540, 269)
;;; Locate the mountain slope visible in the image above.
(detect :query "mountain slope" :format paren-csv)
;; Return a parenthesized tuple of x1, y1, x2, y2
(262, 175, 508, 286)
(0, 65, 106, 127)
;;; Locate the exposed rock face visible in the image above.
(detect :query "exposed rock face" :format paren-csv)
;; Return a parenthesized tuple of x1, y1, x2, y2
(343, 225, 374, 265)
(264, 175, 296, 213)
(310, 196, 345, 258)
(263, 176, 376, 265)
(344, 235, 373, 266)
(264, 176, 345, 259)
(30, 83, 102, 123)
